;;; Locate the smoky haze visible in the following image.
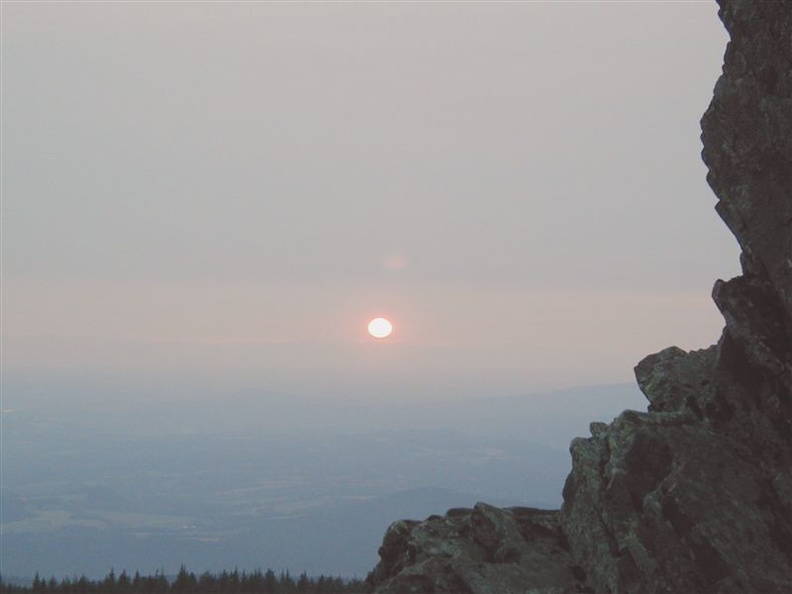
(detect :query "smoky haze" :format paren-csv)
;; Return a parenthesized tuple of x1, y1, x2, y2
(2, 379, 647, 579)
(4, 2, 735, 399)
(2, 0, 734, 583)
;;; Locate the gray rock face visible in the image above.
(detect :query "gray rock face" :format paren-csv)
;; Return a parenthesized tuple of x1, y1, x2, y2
(367, 1, 792, 592)
(702, 1, 792, 325)
(368, 504, 585, 594)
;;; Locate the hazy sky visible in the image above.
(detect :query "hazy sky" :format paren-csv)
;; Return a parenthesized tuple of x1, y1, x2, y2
(3, 1, 737, 402)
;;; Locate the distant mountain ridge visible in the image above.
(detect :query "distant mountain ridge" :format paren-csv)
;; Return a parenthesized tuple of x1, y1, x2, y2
(5, 385, 632, 580)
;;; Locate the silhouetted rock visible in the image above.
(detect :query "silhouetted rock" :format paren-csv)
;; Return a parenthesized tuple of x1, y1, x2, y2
(367, 1, 792, 592)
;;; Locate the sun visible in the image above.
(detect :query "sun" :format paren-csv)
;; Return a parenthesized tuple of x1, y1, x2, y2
(367, 317, 393, 339)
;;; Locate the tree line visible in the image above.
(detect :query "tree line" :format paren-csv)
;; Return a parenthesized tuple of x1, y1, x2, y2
(0, 567, 367, 594)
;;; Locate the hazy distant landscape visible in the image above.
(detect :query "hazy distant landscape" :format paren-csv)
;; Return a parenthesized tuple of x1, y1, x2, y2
(3, 1, 733, 588)
(2, 381, 645, 581)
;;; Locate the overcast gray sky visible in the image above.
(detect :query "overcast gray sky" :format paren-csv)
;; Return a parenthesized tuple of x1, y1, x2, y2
(3, 1, 737, 402)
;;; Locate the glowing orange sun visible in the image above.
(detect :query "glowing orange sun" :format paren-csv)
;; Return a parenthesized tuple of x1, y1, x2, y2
(367, 317, 393, 339)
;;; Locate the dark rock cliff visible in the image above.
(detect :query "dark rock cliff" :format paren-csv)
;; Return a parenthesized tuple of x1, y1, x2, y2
(366, 1, 792, 592)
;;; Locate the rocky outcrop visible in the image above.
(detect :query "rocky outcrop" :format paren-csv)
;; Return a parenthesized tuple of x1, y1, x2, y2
(368, 504, 585, 594)
(367, 1, 792, 592)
